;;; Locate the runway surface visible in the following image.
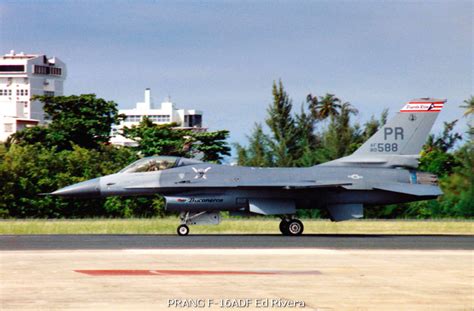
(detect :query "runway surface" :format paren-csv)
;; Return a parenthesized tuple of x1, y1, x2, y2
(2, 247, 473, 310)
(1, 234, 473, 250)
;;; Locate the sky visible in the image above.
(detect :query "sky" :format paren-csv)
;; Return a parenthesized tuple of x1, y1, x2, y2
(0, 0, 472, 148)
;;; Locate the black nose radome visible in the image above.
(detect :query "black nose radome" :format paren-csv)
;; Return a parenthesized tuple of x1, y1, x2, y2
(51, 178, 101, 197)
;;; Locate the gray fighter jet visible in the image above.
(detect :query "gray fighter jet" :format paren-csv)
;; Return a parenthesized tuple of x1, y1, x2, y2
(51, 98, 445, 235)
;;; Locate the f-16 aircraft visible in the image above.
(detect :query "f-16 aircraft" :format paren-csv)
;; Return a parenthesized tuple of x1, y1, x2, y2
(51, 98, 445, 236)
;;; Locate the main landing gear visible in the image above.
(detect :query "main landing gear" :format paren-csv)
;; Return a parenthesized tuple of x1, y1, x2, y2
(279, 217, 304, 236)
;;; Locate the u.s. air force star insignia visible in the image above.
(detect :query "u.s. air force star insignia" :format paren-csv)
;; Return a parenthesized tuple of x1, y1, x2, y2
(348, 174, 363, 180)
(192, 167, 211, 179)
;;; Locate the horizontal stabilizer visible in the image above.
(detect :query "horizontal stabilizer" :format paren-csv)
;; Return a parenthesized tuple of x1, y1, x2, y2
(374, 183, 442, 197)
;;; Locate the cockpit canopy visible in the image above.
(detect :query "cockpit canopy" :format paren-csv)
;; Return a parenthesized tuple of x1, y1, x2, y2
(119, 156, 202, 173)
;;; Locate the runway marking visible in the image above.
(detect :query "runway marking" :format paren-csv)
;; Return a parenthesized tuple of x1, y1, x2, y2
(74, 269, 322, 276)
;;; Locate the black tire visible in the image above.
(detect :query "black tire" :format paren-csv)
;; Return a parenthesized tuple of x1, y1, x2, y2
(287, 219, 304, 236)
(177, 224, 189, 236)
(279, 219, 290, 235)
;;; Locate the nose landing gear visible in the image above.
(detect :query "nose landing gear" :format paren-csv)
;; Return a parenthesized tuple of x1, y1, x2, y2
(177, 224, 190, 236)
(279, 217, 304, 236)
(177, 211, 221, 236)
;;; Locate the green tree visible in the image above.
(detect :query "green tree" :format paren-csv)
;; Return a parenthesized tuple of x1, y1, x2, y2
(307, 93, 342, 120)
(424, 120, 462, 153)
(319, 93, 342, 119)
(360, 109, 388, 142)
(429, 100, 473, 218)
(122, 118, 230, 163)
(294, 105, 321, 167)
(123, 119, 189, 157)
(318, 102, 359, 160)
(460, 96, 473, 139)
(460, 96, 474, 117)
(235, 123, 273, 167)
(0, 144, 137, 218)
(190, 130, 231, 163)
(419, 120, 462, 177)
(437, 150, 473, 217)
(265, 80, 298, 166)
(9, 94, 123, 150)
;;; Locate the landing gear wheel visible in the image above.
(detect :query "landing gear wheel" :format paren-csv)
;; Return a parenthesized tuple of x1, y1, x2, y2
(287, 219, 304, 236)
(279, 219, 290, 235)
(177, 224, 189, 236)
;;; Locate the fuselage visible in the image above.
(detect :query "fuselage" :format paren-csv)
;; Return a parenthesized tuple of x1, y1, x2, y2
(83, 163, 433, 208)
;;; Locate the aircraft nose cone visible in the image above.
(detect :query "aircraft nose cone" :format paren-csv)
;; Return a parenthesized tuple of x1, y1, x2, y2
(51, 178, 101, 197)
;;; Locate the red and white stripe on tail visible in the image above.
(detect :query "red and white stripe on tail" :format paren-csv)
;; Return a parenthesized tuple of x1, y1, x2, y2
(400, 98, 446, 113)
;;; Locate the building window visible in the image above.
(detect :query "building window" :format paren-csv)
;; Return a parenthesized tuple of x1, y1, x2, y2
(44, 91, 54, 96)
(0, 90, 3, 96)
(0, 65, 25, 72)
(50, 67, 62, 75)
(8, 90, 12, 96)
(188, 115, 202, 127)
(33, 65, 62, 76)
(16, 89, 19, 96)
(148, 115, 170, 123)
(25, 89, 28, 96)
(4, 123, 13, 133)
(125, 115, 142, 122)
(34, 65, 50, 75)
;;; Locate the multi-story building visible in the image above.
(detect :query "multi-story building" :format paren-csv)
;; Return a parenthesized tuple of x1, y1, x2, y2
(0, 50, 67, 141)
(110, 88, 204, 146)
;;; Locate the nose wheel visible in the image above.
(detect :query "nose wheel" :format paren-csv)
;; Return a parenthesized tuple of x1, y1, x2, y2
(177, 224, 189, 236)
(279, 218, 304, 236)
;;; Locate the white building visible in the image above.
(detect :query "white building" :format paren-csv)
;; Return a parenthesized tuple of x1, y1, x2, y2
(0, 50, 67, 142)
(110, 88, 204, 146)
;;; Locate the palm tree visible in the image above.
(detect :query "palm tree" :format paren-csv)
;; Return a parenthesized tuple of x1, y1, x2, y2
(340, 102, 359, 116)
(316, 94, 342, 120)
(460, 96, 474, 140)
(460, 96, 474, 117)
(306, 93, 319, 121)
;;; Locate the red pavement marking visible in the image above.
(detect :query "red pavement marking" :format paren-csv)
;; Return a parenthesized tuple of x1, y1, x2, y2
(74, 269, 321, 276)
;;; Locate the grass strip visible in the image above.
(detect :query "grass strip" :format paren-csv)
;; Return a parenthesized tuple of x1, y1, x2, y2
(0, 218, 472, 235)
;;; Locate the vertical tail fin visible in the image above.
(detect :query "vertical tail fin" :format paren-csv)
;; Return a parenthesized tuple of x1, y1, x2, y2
(353, 98, 446, 156)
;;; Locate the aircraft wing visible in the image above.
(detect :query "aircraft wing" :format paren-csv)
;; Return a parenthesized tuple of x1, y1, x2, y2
(236, 181, 352, 189)
(373, 183, 442, 196)
(124, 180, 351, 190)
